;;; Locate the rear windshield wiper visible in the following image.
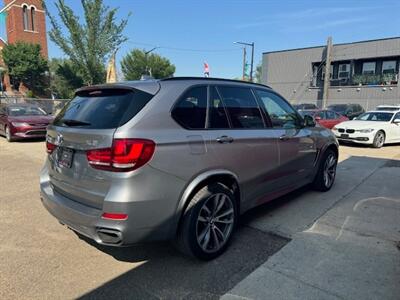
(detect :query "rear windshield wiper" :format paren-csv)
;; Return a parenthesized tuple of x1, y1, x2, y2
(61, 119, 91, 126)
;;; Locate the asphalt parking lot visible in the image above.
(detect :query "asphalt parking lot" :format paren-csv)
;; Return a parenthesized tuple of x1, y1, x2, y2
(1, 139, 399, 299)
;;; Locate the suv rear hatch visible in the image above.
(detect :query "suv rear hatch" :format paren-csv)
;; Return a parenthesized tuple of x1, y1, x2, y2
(46, 83, 159, 209)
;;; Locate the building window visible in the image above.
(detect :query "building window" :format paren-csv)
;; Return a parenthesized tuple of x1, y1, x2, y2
(22, 5, 28, 30)
(338, 63, 350, 79)
(362, 62, 376, 75)
(382, 61, 396, 74)
(321, 64, 333, 81)
(31, 7, 36, 31)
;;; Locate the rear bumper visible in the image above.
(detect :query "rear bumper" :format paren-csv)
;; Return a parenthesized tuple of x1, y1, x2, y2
(40, 165, 185, 246)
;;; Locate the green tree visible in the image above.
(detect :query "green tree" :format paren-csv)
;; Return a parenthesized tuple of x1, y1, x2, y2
(2, 42, 48, 94)
(121, 49, 176, 80)
(255, 63, 262, 83)
(49, 58, 84, 99)
(43, 0, 130, 86)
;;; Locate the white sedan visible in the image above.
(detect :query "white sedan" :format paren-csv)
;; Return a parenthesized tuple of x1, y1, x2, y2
(332, 110, 400, 148)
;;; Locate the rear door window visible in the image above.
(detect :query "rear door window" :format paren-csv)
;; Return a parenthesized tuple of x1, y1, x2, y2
(208, 87, 230, 129)
(171, 86, 207, 129)
(217, 86, 264, 129)
(53, 89, 154, 129)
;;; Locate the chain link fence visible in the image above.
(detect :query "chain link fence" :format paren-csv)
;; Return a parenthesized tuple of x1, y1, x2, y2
(0, 97, 70, 115)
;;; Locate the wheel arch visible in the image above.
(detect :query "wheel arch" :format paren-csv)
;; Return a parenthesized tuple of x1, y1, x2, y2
(376, 129, 386, 136)
(175, 170, 241, 234)
(325, 143, 338, 158)
(317, 142, 339, 168)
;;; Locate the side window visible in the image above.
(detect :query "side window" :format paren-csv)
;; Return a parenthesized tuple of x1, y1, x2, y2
(255, 89, 300, 129)
(171, 86, 207, 129)
(394, 112, 400, 120)
(315, 111, 326, 119)
(208, 87, 230, 129)
(326, 111, 336, 119)
(217, 86, 264, 129)
(346, 106, 353, 114)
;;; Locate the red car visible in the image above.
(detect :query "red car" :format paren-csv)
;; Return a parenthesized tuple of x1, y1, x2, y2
(299, 109, 348, 129)
(0, 103, 54, 142)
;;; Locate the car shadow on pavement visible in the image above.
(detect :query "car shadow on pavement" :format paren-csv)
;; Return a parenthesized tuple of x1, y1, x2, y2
(339, 141, 400, 148)
(76, 154, 400, 299)
(12, 137, 46, 143)
(77, 226, 289, 299)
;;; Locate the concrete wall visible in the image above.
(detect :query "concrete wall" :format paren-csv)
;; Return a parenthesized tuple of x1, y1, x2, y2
(262, 37, 400, 109)
(262, 46, 324, 101)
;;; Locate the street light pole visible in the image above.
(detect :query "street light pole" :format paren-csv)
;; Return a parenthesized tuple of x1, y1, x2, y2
(144, 47, 158, 76)
(250, 42, 254, 82)
(234, 41, 255, 81)
(241, 47, 246, 80)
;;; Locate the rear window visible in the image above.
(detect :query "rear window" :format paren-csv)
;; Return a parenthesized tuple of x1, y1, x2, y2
(328, 105, 347, 113)
(53, 89, 153, 129)
(304, 104, 317, 109)
(8, 105, 47, 116)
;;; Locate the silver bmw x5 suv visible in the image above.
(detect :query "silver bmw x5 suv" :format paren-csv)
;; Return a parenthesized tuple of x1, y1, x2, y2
(40, 77, 338, 260)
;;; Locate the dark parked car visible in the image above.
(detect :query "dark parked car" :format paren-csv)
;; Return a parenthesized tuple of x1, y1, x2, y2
(40, 77, 338, 260)
(0, 103, 54, 142)
(293, 103, 318, 110)
(298, 109, 348, 129)
(327, 104, 364, 120)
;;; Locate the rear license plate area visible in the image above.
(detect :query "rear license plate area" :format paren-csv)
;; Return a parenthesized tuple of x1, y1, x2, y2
(57, 147, 74, 168)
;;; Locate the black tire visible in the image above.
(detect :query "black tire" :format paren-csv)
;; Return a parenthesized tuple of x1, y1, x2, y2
(312, 148, 337, 192)
(372, 131, 385, 148)
(176, 182, 237, 260)
(5, 126, 14, 142)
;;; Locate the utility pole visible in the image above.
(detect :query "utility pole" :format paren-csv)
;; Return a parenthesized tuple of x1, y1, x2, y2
(250, 42, 254, 82)
(234, 41, 255, 81)
(241, 47, 247, 80)
(322, 36, 332, 108)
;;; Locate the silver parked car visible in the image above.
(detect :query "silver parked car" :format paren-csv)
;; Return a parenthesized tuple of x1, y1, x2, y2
(40, 77, 338, 260)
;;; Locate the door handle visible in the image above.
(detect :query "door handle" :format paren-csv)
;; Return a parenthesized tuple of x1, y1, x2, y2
(216, 136, 234, 143)
(279, 135, 291, 141)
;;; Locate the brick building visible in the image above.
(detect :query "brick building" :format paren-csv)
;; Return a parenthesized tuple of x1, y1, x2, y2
(0, 0, 48, 94)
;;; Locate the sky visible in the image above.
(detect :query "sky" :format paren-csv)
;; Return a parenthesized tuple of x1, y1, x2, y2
(17, 0, 400, 78)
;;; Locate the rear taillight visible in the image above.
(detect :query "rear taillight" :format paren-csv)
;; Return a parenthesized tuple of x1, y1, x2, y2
(86, 139, 155, 172)
(46, 141, 56, 154)
(101, 212, 128, 220)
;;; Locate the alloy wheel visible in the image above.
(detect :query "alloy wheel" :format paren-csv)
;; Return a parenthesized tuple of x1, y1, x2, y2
(5, 126, 11, 141)
(323, 154, 337, 188)
(375, 132, 385, 148)
(196, 193, 235, 253)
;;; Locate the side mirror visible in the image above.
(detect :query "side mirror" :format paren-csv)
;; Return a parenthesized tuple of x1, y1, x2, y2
(303, 115, 316, 127)
(393, 118, 400, 124)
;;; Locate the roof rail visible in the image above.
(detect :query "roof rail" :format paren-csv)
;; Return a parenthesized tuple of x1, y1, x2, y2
(160, 77, 271, 89)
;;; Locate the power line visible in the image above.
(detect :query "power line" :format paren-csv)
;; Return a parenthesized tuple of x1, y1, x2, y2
(125, 40, 242, 53)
